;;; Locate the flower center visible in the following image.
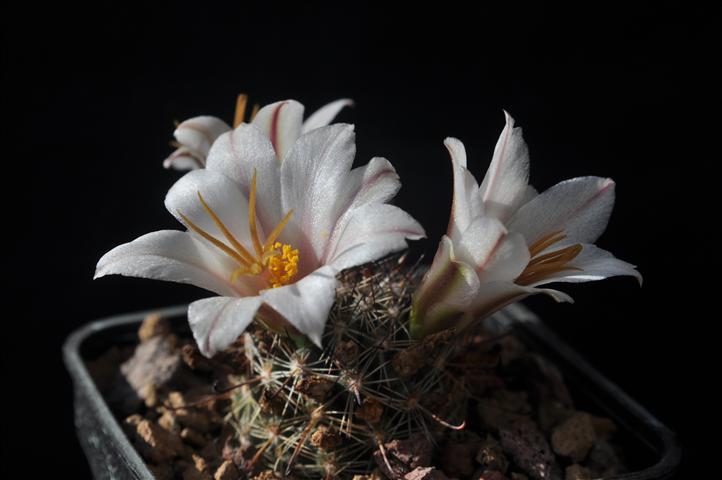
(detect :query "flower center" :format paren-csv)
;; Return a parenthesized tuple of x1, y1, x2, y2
(179, 170, 298, 289)
(515, 230, 582, 286)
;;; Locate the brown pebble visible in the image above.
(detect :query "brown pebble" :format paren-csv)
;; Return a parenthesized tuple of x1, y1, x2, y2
(158, 410, 180, 433)
(251, 471, 281, 480)
(499, 421, 553, 480)
(121, 335, 183, 404)
(138, 313, 171, 342)
(214, 460, 238, 480)
(181, 427, 208, 448)
(476, 436, 509, 474)
(134, 419, 186, 463)
(590, 415, 617, 439)
(182, 463, 212, 480)
(352, 473, 383, 480)
(167, 391, 216, 433)
(404, 466, 449, 479)
(565, 464, 592, 480)
(148, 463, 174, 480)
(551, 412, 596, 462)
(374, 432, 433, 478)
(442, 440, 480, 478)
(477, 470, 506, 480)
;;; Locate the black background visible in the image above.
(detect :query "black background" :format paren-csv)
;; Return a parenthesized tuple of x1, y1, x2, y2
(9, 1, 719, 478)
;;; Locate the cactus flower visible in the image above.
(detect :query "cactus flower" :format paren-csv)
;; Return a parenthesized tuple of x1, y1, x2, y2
(164, 97, 353, 170)
(411, 112, 641, 338)
(97, 121, 424, 356)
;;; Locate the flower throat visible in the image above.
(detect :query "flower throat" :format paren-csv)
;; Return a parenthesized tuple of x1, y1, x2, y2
(179, 171, 299, 288)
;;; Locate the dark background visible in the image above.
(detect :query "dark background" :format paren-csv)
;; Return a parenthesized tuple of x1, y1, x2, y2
(9, 1, 719, 477)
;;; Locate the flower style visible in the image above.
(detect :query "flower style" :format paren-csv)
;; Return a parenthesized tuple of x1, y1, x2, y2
(164, 95, 353, 170)
(410, 112, 641, 338)
(97, 119, 424, 356)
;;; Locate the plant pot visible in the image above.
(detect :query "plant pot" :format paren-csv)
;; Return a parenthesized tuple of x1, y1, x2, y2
(63, 304, 680, 479)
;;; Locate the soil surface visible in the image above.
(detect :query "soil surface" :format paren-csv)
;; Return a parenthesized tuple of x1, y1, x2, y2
(87, 313, 627, 480)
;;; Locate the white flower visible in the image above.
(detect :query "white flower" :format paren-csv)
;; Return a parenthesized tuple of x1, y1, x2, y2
(411, 112, 641, 338)
(97, 121, 424, 356)
(164, 96, 353, 170)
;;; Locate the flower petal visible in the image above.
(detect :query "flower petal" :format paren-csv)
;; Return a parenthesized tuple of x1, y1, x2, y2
(507, 176, 615, 245)
(528, 243, 642, 286)
(454, 215, 532, 283)
(188, 296, 263, 357)
(465, 281, 574, 325)
(445, 137, 483, 242)
(205, 123, 282, 232)
(478, 111, 530, 223)
(302, 99, 354, 133)
(279, 124, 357, 269)
(94, 230, 244, 297)
(326, 203, 425, 271)
(165, 169, 256, 246)
(260, 265, 338, 348)
(252, 100, 305, 161)
(164, 146, 205, 171)
(479, 232, 530, 284)
(455, 216, 508, 272)
(170, 116, 231, 167)
(410, 236, 480, 337)
(320, 156, 407, 262)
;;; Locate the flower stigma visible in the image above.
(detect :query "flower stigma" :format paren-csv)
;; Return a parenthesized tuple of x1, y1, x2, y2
(515, 230, 583, 286)
(178, 170, 298, 289)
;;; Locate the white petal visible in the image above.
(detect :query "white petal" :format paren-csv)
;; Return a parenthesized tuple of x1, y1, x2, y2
(478, 232, 531, 283)
(466, 281, 573, 323)
(260, 266, 338, 348)
(455, 216, 508, 271)
(94, 230, 244, 297)
(205, 123, 282, 231)
(529, 244, 642, 286)
(326, 203, 425, 271)
(172, 116, 231, 164)
(454, 216, 529, 284)
(280, 124, 356, 269)
(163, 147, 205, 171)
(410, 236, 481, 337)
(320, 156, 406, 262)
(188, 296, 263, 357)
(165, 169, 257, 247)
(508, 176, 615, 245)
(444, 138, 483, 243)
(302, 99, 354, 133)
(252, 100, 305, 161)
(479, 111, 530, 223)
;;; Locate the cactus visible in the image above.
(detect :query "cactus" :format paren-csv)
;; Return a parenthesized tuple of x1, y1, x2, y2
(221, 253, 469, 478)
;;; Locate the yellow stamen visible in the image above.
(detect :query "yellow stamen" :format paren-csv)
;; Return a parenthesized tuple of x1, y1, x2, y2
(248, 170, 264, 259)
(263, 209, 295, 251)
(196, 192, 255, 266)
(516, 243, 583, 286)
(179, 212, 250, 267)
(233, 94, 248, 128)
(250, 103, 260, 121)
(528, 230, 567, 258)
